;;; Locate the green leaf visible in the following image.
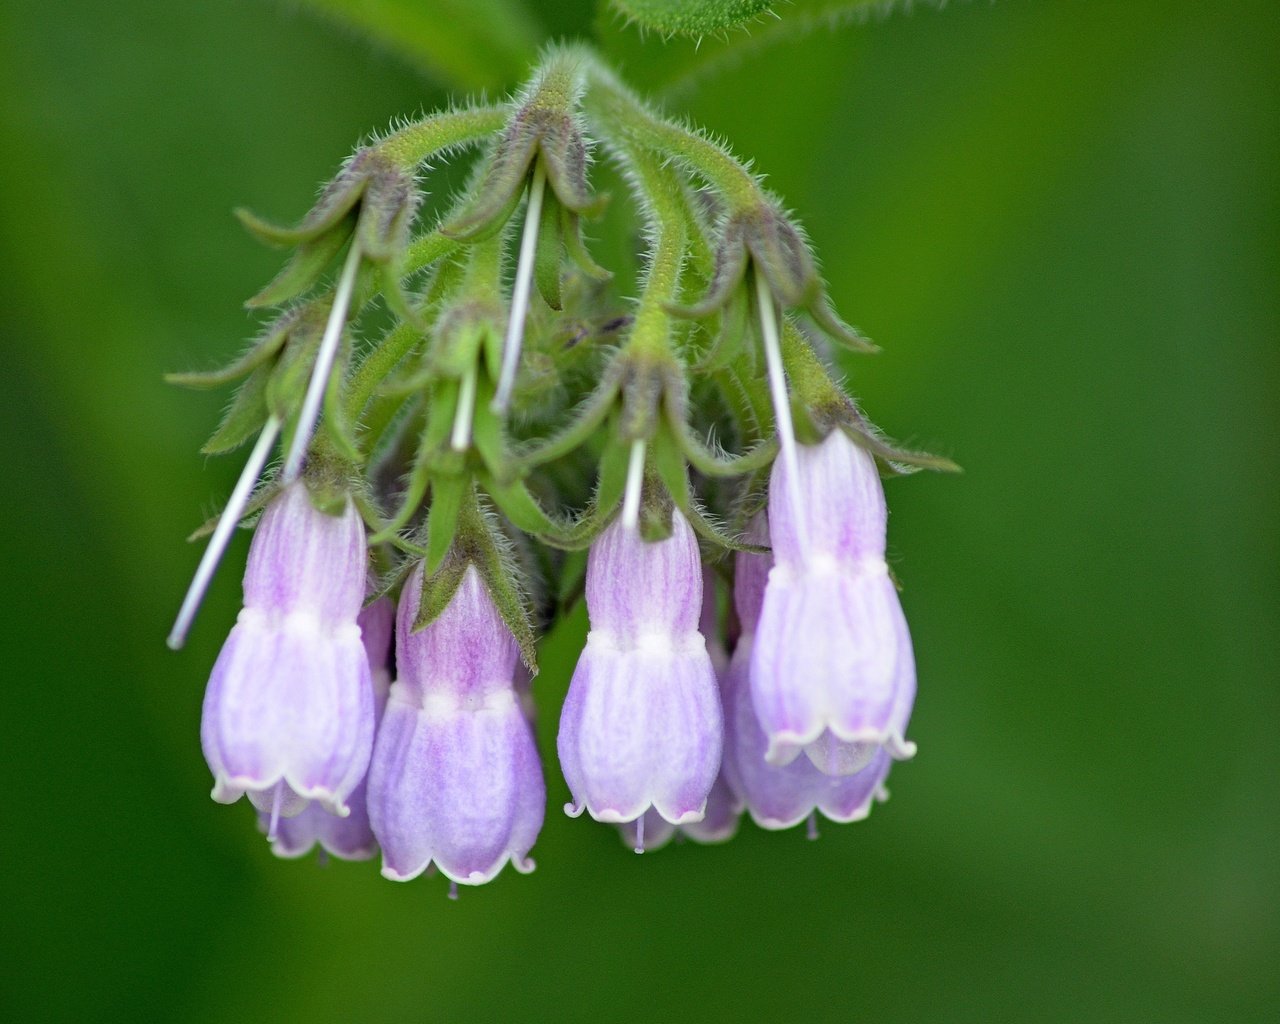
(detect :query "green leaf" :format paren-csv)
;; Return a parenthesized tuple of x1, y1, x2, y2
(597, 1, 925, 98)
(288, 0, 544, 91)
(608, 1, 774, 37)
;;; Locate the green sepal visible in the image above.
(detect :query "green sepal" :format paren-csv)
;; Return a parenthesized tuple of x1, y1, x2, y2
(424, 472, 466, 575)
(516, 371, 619, 469)
(838, 421, 962, 477)
(469, 376, 512, 480)
(481, 471, 568, 544)
(806, 297, 878, 354)
(671, 410, 777, 478)
(366, 555, 418, 606)
(186, 478, 279, 542)
(637, 490, 675, 543)
(780, 320, 960, 474)
(368, 420, 434, 544)
(649, 426, 690, 514)
(617, 353, 677, 441)
(355, 161, 419, 262)
(423, 383, 460, 464)
(430, 301, 500, 379)
(414, 551, 469, 632)
(743, 203, 818, 309)
(166, 313, 294, 390)
(439, 155, 530, 243)
(590, 431, 630, 526)
(321, 350, 361, 464)
(442, 53, 600, 242)
(668, 214, 748, 319)
(378, 251, 421, 330)
(264, 326, 321, 421)
(561, 207, 611, 282)
(202, 366, 270, 455)
(683, 494, 765, 552)
(245, 220, 354, 309)
(417, 490, 539, 670)
(534, 191, 564, 310)
(692, 288, 750, 374)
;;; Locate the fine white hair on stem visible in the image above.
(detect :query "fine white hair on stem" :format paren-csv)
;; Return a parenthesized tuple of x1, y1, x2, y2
(755, 265, 806, 547)
(451, 363, 478, 452)
(493, 163, 547, 413)
(167, 415, 282, 650)
(621, 438, 646, 531)
(281, 241, 363, 483)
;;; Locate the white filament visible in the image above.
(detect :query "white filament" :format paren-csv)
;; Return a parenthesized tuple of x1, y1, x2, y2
(755, 268, 807, 547)
(281, 240, 363, 483)
(493, 164, 547, 413)
(450, 364, 478, 451)
(620, 438, 646, 530)
(167, 415, 282, 650)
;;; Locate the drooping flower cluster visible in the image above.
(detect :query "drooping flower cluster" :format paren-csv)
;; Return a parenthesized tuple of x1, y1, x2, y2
(169, 48, 952, 888)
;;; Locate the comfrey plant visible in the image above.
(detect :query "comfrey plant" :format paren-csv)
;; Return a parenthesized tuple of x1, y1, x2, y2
(168, 47, 954, 887)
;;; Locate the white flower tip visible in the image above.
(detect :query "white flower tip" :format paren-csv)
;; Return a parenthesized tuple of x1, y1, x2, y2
(563, 800, 585, 818)
(380, 860, 428, 883)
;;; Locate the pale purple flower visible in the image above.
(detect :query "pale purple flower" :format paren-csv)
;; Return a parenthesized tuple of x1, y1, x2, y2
(558, 511, 723, 826)
(616, 568, 742, 852)
(724, 527, 891, 829)
(367, 564, 544, 885)
(265, 595, 394, 860)
(751, 431, 917, 772)
(201, 481, 375, 822)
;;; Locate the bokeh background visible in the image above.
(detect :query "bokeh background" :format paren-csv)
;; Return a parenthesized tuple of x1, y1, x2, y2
(2, 1, 1276, 1020)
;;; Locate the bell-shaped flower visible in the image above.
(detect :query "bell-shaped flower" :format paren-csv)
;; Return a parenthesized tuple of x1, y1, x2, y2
(557, 511, 723, 826)
(750, 431, 917, 773)
(366, 564, 544, 885)
(614, 567, 742, 853)
(201, 481, 375, 820)
(265, 595, 394, 860)
(725, 530, 892, 828)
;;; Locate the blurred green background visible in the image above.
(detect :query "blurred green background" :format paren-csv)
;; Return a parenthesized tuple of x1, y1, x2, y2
(1, 1, 1276, 1021)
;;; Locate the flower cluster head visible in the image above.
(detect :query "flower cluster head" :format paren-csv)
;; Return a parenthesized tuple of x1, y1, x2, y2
(168, 47, 953, 890)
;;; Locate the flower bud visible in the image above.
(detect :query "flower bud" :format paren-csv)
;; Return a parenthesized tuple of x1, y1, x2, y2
(750, 431, 917, 772)
(201, 482, 375, 819)
(367, 564, 544, 885)
(557, 511, 723, 825)
(724, 535, 891, 829)
(266, 596, 394, 860)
